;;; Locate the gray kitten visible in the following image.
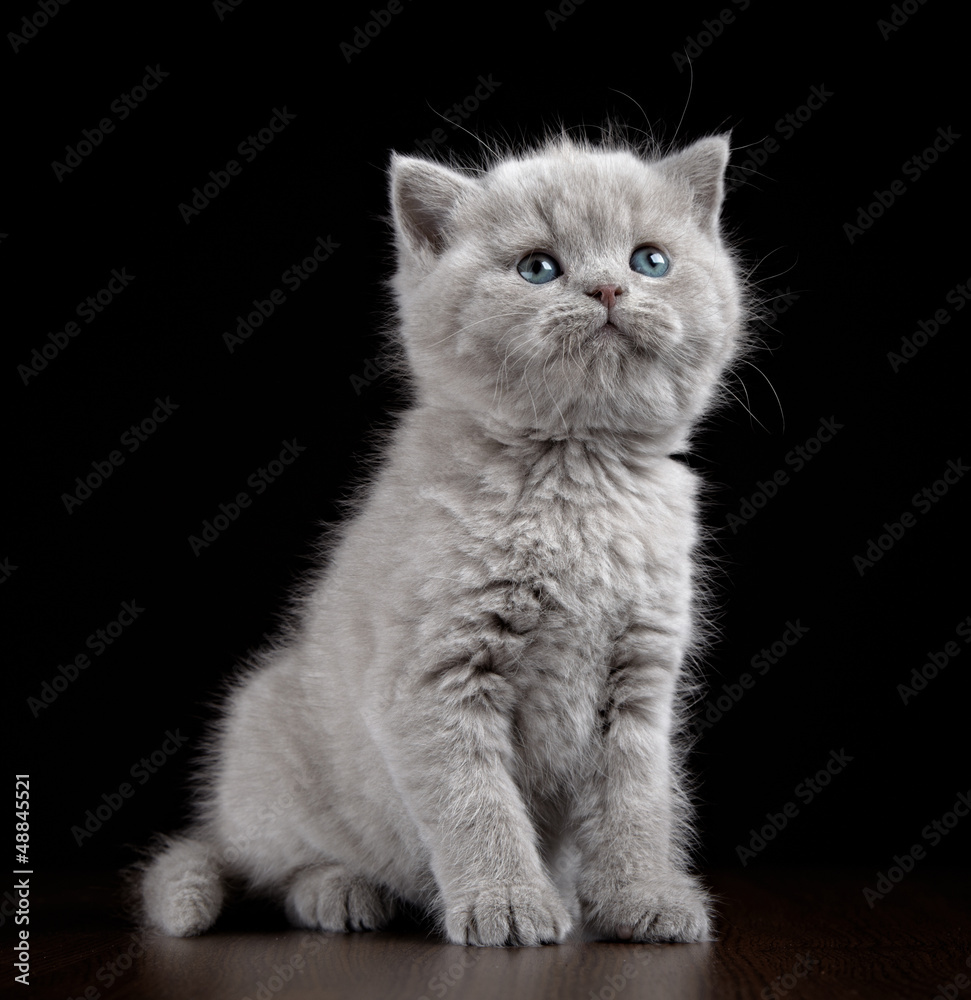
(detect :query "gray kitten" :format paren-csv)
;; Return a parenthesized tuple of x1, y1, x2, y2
(139, 131, 746, 946)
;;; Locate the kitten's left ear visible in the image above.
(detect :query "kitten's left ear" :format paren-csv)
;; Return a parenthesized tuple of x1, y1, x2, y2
(390, 154, 477, 257)
(658, 135, 731, 233)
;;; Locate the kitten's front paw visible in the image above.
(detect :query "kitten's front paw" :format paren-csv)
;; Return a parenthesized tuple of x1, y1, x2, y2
(285, 863, 395, 932)
(444, 880, 572, 947)
(581, 872, 712, 943)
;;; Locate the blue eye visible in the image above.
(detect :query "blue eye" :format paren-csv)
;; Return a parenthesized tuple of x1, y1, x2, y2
(517, 252, 562, 284)
(630, 246, 670, 278)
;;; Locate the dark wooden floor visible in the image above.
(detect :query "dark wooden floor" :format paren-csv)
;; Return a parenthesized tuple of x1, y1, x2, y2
(17, 868, 970, 999)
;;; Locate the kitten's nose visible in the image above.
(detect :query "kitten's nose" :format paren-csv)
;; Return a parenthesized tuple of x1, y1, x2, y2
(587, 284, 623, 310)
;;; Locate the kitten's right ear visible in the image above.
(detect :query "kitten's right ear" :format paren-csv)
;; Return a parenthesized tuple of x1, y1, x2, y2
(390, 155, 477, 257)
(657, 135, 731, 234)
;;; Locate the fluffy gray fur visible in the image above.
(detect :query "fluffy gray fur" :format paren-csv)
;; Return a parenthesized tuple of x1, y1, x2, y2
(139, 131, 747, 946)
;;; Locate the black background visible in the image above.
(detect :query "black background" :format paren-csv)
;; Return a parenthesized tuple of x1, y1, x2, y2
(7, 0, 968, 885)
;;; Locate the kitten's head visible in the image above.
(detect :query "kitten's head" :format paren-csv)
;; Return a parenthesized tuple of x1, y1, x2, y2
(389, 132, 746, 447)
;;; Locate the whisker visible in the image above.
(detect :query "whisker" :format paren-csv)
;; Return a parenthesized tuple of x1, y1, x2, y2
(423, 104, 495, 156)
(672, 55, 694, 146)
(424, 311, 526, 350)
(745, 247, 798, 286)
(722, 378, 769, 433)
(737, 358, 785, 432)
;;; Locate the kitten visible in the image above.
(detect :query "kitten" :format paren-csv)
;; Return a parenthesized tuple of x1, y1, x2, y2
(139, 130, 746, 946)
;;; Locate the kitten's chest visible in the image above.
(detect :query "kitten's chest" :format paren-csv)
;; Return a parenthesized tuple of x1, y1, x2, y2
(413, 437, 696, 782)
(463, 443, 693, 675)
(480, 481, 662, 783)
(488, 487, 643, 633)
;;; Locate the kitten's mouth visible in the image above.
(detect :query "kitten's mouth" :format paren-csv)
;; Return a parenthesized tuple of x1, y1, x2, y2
(591, 320, 632, 343)
(569, 317, 641, 357)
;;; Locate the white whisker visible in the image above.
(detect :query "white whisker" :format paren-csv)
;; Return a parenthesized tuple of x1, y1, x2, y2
(738, 358, 785, 432)
(424, 311, 526, 351)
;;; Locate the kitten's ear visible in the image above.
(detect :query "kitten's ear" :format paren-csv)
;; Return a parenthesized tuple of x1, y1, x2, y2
(390, 154, 477, 257)
(658, 135, 731, 233)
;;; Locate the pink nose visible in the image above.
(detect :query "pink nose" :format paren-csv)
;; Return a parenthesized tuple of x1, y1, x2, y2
(587, 284, 623, 310)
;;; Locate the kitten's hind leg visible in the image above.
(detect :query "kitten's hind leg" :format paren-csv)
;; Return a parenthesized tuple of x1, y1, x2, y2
(284, 862, 397, 932)
(139, 834, 226, 937)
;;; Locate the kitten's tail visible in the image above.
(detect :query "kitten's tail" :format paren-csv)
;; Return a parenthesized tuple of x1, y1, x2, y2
(137, 833, 226, 937)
